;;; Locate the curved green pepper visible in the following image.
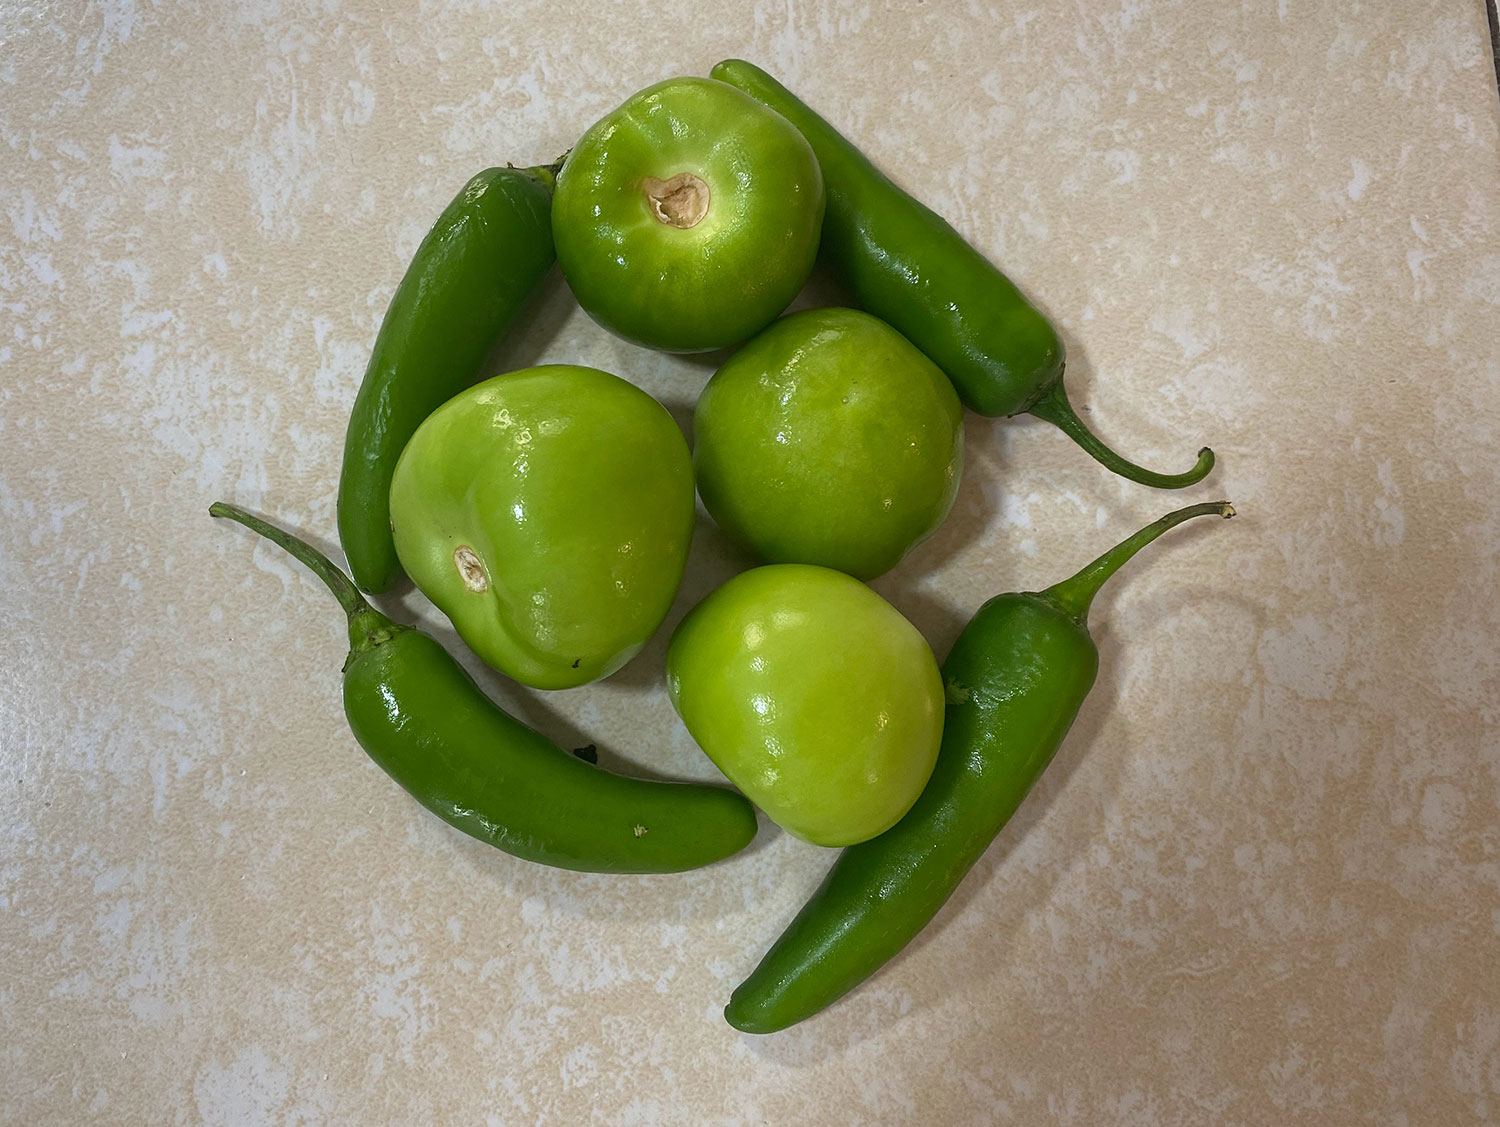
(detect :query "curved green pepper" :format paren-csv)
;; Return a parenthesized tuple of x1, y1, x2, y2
(724, 501, 1235, 1032)
(212, 503, 758, 874)
(711, 60, 1214, 491)
(337, 164, 558, 594)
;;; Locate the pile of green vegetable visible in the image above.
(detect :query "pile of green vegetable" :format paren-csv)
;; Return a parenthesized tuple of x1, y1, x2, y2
(213, 60, 1234, 1034)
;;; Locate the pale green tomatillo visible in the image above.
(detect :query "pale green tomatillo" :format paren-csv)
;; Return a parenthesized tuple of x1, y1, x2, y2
(551, 77, 824, 352)
(694, 307, 963, 579)
(666, 564, 944, 847)
(390, 364, 695, 690)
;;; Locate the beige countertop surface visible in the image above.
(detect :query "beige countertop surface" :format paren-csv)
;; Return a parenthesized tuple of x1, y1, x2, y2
(6, 2, 1500, 1123)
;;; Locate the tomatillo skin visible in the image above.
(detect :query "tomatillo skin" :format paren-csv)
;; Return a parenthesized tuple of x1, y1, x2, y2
(210, 503, 758, 874)
(711, 60, 1216, 490)
(724, 502, 1236, 1033)
(551, 77, 824, 352)
(389, 365, 696, 691)
(666, 565, 944, 848)
(338, 164, 558, 594)
(694, 307, 963, 580)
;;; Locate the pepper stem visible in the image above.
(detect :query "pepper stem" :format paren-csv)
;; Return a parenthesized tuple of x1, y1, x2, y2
(210, 502, 403, 654)
(1027, 378, 1215, 489)
(1042, 501, 1235, 623)
(515, 152, 570, 193)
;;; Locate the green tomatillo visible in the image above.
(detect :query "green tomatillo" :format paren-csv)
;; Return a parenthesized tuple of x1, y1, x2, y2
(389, 364, 694, 690)
(694, 307, 964, 579)
(666, 565, 944, 847)
(551, 77, 825, 352)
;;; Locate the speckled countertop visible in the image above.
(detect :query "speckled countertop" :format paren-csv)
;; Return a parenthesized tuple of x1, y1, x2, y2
(5, 3, 1500, 1124)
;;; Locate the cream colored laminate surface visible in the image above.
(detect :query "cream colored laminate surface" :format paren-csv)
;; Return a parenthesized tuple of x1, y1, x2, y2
(4, 3, 1499, 1123)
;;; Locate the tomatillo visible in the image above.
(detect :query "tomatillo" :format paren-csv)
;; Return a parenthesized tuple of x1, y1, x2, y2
(389, 364, 694, 690)
(694, 308, 964, 579)
(666, 565, 944, 847)
(551, 77, 824, 352)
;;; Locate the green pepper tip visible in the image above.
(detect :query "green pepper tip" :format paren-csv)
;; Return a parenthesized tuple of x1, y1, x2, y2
(1026, 381, 1218, 490)
(1042, 500, 1237, 622)
(212, 500, 372, 624)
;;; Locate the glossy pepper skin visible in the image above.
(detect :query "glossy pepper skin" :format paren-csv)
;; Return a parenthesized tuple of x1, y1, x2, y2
(724, 502, 1235, 1033)
(212, 503, 758, 874)
(710, 60, 1215, 491)
(337, 164, 558, 594)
